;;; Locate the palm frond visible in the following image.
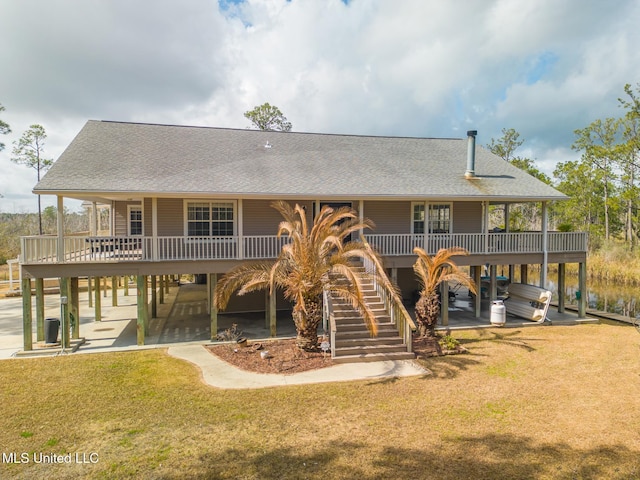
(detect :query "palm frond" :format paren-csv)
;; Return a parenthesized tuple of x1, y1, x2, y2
(338, 216, 375, 241)
(413, 252, 432, 291)
(329, 262, 379, 336)
(217, 201, 382, 347)
(272, 200, 309, 239)
(310, 206, 355, 243)
(412, 246, 476, 297)
(360, 240, 403, 299)
(214, 262, 273, 310)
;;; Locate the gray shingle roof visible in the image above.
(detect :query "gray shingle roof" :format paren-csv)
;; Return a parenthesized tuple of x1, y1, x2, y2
(35, 120, 567, 202)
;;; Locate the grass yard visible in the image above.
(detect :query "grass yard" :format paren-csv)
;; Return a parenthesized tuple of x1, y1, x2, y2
(1, 323, 639, 479)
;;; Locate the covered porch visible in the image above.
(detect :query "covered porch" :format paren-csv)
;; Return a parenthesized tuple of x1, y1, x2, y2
(18, 248, 589, 353)
(13, 277, 593, 358)
(17, 194, 589, 352)
(13, 279, 298, 356)
(20, 231, 588, 265)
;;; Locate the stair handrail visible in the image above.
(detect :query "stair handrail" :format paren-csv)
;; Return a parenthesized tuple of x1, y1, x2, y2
(322, 286, 337, 360)
(361, 238, 416, 352)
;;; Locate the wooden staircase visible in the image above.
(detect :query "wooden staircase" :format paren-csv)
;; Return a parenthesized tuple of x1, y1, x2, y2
(329, 269, 415, 364)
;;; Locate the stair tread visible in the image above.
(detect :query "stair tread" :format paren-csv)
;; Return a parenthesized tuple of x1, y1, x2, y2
(333, 322, 394, 329)
(334, 330, 399, 337)
(334, 344, 410, 355)
(334, 337, 404, 345)
(327, 266, 413, 364)
(332, 351, 416, 363)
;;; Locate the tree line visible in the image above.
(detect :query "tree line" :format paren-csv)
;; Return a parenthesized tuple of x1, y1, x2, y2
(487, 83, 640, 251)
(0, 208, 99, 264)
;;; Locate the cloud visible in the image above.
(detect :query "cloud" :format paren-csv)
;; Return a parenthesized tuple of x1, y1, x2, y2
(0, 0, 639, 211)
(0, 0, 227, 119)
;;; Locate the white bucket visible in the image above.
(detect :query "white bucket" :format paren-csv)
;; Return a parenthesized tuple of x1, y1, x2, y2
(490, 300, 506, 326)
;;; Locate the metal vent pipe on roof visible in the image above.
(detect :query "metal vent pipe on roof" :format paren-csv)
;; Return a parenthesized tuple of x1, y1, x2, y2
(465, 130, 478, 179)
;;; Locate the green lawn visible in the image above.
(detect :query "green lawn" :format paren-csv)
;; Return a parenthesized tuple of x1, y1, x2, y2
(1, 323, 639, 479)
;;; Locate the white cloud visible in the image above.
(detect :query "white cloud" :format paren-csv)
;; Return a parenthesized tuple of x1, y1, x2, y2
(1, 0, 639, 211)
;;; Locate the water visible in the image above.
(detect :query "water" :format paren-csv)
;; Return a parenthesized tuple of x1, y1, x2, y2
(498, 267, 638, 319)
(548, 277, 638, 319)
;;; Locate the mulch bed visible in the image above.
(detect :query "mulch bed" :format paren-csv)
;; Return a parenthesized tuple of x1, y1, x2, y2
(207, 340, 334, 374)
(207, 335, 467, 374)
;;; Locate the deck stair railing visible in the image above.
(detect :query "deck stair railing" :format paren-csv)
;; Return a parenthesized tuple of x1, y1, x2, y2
(360, 239, 416, 351)
(322, 287, 336, 358)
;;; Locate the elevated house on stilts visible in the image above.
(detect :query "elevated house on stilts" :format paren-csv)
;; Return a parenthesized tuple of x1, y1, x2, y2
(19, 121, 588, 360)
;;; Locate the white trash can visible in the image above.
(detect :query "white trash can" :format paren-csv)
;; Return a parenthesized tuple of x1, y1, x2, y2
(490, 300, 506, 326)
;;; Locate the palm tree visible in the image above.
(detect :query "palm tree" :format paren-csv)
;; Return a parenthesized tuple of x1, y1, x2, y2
(413, 246, 477, 338)
(214, 201, 389, 351)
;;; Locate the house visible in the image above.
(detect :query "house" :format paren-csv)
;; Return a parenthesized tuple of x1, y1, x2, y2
(19, 120, 588, 353)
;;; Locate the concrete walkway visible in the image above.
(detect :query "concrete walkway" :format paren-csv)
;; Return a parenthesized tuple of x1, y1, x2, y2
(168, 344, 428, 389)
(0, 283, 429, 388)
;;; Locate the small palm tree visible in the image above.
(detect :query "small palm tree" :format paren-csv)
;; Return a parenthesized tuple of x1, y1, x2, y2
(413, 246, 477, 337)
(214, 201, 389, 351)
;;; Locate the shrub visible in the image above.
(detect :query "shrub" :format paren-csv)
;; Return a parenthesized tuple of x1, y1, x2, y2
(439, 334, 460, 351)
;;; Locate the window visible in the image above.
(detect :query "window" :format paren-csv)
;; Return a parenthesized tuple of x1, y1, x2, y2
(186, 201, 234, 236)
(128, 205, 143, 236)
(412, 204, 425, 234)
(429, 204, 451, 233)
(412, 203, 451, 234)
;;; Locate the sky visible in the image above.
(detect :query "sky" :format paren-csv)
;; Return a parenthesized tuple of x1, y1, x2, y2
(1, 0, 639, 213)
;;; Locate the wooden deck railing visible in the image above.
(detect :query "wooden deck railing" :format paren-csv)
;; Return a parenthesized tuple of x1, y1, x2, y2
(20, 231, 588, 265)
(361, 241, 416, 351)
(367, 232, 587, 256)
(322, 287, 337, 360)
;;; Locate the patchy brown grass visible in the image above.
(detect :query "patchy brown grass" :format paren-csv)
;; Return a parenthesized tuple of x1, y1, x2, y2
(1, 323, 640, 479)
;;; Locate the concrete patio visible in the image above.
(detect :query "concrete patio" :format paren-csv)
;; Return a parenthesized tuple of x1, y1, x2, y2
(1, 281, 594, 360)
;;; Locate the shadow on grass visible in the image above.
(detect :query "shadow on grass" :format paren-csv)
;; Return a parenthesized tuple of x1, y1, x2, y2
(412, 329, 549, 379)
(416, 354, 482, 379)
(364, 375, 405, 386)
(178, 434, 640, 479)
(458, 329, 543, 352)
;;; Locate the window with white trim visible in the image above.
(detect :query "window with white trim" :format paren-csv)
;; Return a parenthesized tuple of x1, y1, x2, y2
(412, 203, 425, 234)
(128, 205, 143, 236)
(412, 203, 452, 234)
(429, 204, 451, 233)
(186, 201, 234, 236)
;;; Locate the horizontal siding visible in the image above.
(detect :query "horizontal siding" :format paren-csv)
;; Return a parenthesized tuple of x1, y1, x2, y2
(364, 201, 482, 234)
(396, 267, 418, 303)
(225, 290, 266, 312)
(144, 198, 153, 237)
(113, 201, 142, 237)
(157, 198, 184, 236)
(224, 289, 292, 313)
(363, 201, 411, 234)
(452, 202, 482, 233)
(243, 200, 283, 236)
(113, 202, 127, 237)
(114, 198, 483, 237)
(243, 199, 313, 235)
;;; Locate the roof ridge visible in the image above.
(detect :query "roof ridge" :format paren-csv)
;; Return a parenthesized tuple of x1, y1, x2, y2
(94, 120, 464, 141)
